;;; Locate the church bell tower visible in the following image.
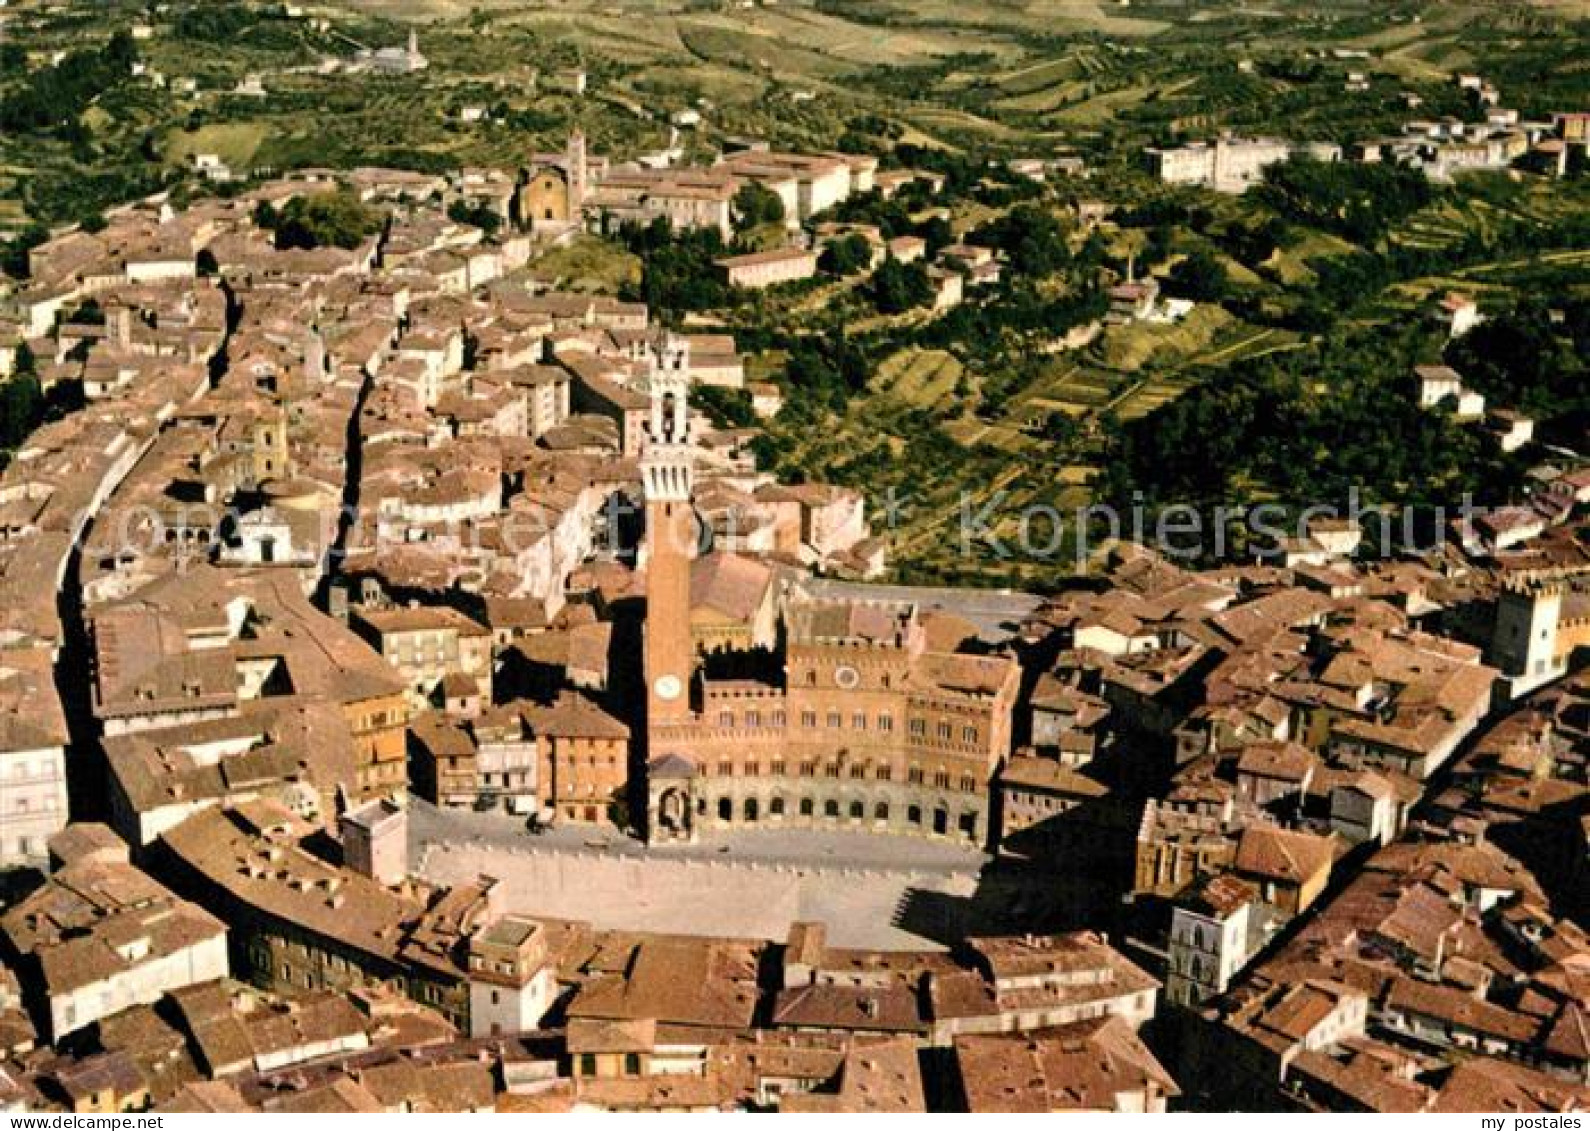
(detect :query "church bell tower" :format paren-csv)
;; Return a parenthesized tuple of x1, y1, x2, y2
(642, 339, 695, 731)
(566, 129, 589, 213)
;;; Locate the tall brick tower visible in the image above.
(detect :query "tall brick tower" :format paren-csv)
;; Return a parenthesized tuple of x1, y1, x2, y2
(642, 339, 695, 731)
(565, 129, 589, 213)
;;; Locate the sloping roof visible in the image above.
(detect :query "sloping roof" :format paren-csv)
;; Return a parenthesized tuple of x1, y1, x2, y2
(567, 937, 758, 1031)
(770, 983, 926, 1034)
(954, 1016, 1179, 1112)
(1236, 741, 1317, 784)
(2, 858, 227, 999)
(1235, 825, 1336, 885)
(528, 693, 629, 740)
(691, 552, 773, 623)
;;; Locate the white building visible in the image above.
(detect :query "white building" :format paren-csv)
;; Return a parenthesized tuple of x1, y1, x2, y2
(1415, 364, 1485, 419)
(467, 915, 558, 1037)
(474, 706, 539, 816)
(1488, 410, 1534, 453)
(366, 29, 427, 74)
(1146, 136, 1297, 193)
(0, 649, 70, 868)
(1, 843, 229, 1042)
(1435, 292, 1482, 339)
(1165, 874, 1265, 1008)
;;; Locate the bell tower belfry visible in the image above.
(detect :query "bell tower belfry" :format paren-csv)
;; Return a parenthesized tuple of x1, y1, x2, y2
(642, 341, 695, 730)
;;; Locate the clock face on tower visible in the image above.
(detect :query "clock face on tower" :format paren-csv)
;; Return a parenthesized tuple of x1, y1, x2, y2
(653, 674, 683, 702)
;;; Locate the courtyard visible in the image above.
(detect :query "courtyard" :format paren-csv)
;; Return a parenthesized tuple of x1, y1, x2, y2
(408, 801, 997, 950)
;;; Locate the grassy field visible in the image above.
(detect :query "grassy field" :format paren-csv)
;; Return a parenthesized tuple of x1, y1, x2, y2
(7, 0, 1586, 231)
(876, 348, 965, 406)
(161, 122, 271, 169)
(522, 235, 641, 293)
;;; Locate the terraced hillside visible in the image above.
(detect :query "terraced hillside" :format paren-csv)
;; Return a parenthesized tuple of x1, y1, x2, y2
(3, 0, 1587, 586)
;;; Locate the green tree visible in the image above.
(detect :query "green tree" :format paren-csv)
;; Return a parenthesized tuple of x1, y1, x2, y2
(618, 219, 732, 319)
(0, 31, 137, 133)
(971, 203, 1069, 277)
(447, 199, 502, 235)
(275, 190, 383, 251)
(0, 374, 44, 462)
(103, 29, 137, 72)
(175, 6, 258, 41)
(1, 224, 50, 280)
(1165, 249, 1229, 302)
(818, 233, 873, 276)
(253, 200, 279, 230)
(870, 257, 934, 314)
(693, 385, 756, 429)
(732, 182, 785, 231)
(1096, 323, 1522, 524)
(1036, 411, 1079, 445)
(918, 215, 954, 256)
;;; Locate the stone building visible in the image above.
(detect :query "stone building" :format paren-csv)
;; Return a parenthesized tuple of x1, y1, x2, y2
(1165, 874, 1265, 1008)
(353, 605, 494, 715)
(519, 132, 593, 230)
(638, 383, 1019, 848)
(716, 248, 819, 290)
(0, 647, 69, 867)
(532, 694, 631, 825)
(954, 1018, 1179, 1112)
(1, 833, 229, 1042)
(157, 801, 527, 1034)
(466, 915, 558, 1038)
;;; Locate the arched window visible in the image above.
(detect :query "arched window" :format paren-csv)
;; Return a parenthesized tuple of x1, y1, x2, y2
(933, 809, 949, 835)
(718, 797, 732, 821)
(770, 796, 785, 816)
(874, 802, 890, 821)
(823, 799, 840, 818)
(907, 805, 922, 826)
(800, 797, 814, 816)
(744, 797, 759, 822)
(849, 801, 864, 819)
(661, 391, 677, 440)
